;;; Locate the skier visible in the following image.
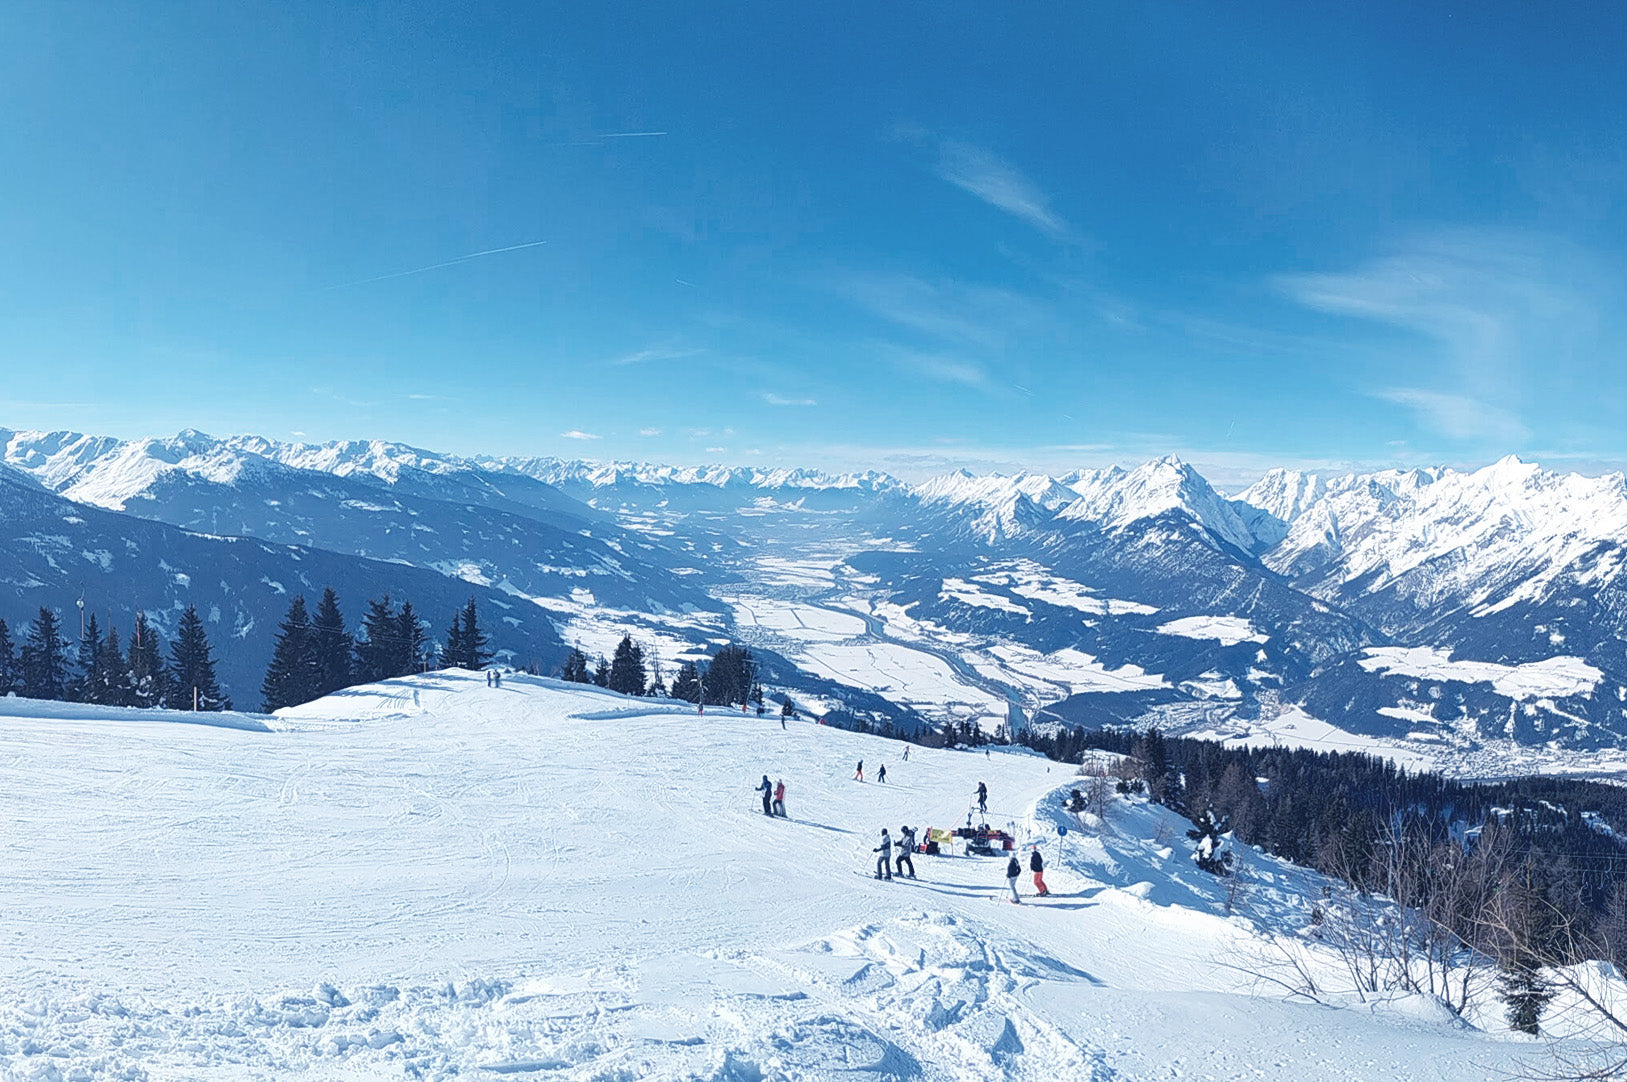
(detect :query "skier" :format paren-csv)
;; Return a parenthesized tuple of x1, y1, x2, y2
(1005, 854, 1021, 904)
(895, 825, 917, 879)
(854, 760, 864, 782)
(976, 781, 988, 815)
(494, 670, 502, 688)
(1030, 847, 1050, 896)
(878, 763, 887, 784)
(902, 745, 910, 761)
(772, 779, 786, 817)
(756, 774, 773, 816)
(873, 828, 893, 880)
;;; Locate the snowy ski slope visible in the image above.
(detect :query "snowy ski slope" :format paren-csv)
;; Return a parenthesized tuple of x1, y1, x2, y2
(0, 672, 1583, 1079)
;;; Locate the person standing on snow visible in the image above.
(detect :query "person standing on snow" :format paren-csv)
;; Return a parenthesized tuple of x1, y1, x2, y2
(873, 828, 893, 880)
(854, 760, 864, 782)
(895, 825, 917, 879)
(976, 781, 988, 815)
(1030, 848, 1050, 896)
(1005, 854, 1021, 903)
(772, 779, 786, 817)
(878, 763, 887, 784)
(902, 745, 909, 761)
(756, 774, 773, 816)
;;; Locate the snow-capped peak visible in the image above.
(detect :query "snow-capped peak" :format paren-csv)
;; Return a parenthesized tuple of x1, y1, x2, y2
(1056, 457, 1275, 554)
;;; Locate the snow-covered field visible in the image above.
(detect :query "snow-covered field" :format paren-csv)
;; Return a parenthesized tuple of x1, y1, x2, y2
(1358, 646, 1604, 700)
(0, 673, 1588, 1079)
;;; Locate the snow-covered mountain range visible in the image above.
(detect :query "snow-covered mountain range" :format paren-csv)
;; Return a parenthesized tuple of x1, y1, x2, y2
(5, 425, 1627, 762)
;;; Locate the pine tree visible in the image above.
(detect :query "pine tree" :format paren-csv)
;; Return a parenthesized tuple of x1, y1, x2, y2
(353, 595, 398, 685)
(0, 618, 17, 696)
(670, 660, 702, 703)
(560, 646, 590, 683)
(72, 612, 103, 702)
(96, 625, 132, 706)
(128, 611, 168, 708)
(608, 634, 647, 696)
(20, 607, 68, 701)
(460, 598, 491, 670)
(705, 644, 755, 706)
(1187, 809, 1233, 876)
(396, 600, 426, 677)
(311, 587, 353, 697)
(442, 610, 466, 670)
(261, 595, 319, 711)
(592, 656, 611, 687)
(169, 604, 229, 711)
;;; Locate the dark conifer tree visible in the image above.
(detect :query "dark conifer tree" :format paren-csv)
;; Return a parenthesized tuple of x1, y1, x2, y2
(169, 604, 229, 711)
(95, 625, 131, 706)
(353, 595, 398, 685)
(560, 646, 590, 683)
(460, 598, 491, 670)
(441, 610, 466, 670)
(592, 656, 610, 687)
(311, 587, 352, 697)
(20, 607, 68, 701)
(607, 634, 647, 696)
(0, 618, 16, 697)
(261, 595, 318, 711)
(128, 611, 168, 708)
(72, 613, 103, 702)
(396, 600, 426, 677)
(705, 644, 755, 706)
(670, 660, 702, 703)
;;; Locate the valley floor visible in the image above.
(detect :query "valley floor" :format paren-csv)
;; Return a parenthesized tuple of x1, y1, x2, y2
(0, 672, 1582, 1080)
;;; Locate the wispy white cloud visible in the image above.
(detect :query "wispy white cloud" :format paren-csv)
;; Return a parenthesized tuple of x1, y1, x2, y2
(883, 347, 991, 390)
(327, 240, 548, 290)
(937, 141, 1069, 240)
(761, 392, 817, 407)
(610, 346, 705, 367)
(1277, 228, 1604, 394)
(1375, 388, 1530, 443)
(561, 429, 601, 441)
(638, 427, 662, 437)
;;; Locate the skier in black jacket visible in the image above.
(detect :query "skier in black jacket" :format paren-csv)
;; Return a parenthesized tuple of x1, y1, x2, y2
(1005, 854, 1021, 903)
(1030, 848, 1050, 895)
(756, 774, 773, 816)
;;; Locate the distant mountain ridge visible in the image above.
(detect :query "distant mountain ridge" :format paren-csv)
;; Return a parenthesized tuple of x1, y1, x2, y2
(7, 426, 1627, 754)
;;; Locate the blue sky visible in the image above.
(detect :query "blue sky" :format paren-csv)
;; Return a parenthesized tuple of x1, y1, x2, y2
(4, 2, 1626, 484)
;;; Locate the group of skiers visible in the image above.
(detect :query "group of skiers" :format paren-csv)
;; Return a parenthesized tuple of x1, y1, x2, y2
(752, 751, 1055, 902)
(755, 774, 787, 817)
(871, 825, 918, 880)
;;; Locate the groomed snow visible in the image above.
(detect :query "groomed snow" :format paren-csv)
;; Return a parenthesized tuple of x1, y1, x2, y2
(1358, 646, 1604, 700)
(0, 674, 1581, 1078)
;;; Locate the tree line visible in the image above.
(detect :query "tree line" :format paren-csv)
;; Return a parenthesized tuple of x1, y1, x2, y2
(0, 604, 228, 711)
(259, 590, 492, 711)
(558, 635, 763, 708)
(0, 590, 501, 715)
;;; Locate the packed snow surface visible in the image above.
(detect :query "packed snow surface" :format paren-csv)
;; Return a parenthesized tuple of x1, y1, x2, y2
(1358, 646, 1604, 700)
(0, 673, 1571, 1079)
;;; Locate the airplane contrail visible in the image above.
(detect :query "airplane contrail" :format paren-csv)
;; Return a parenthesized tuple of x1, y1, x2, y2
(599, 131, 667, 138)
(327, 239, 549, 289)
